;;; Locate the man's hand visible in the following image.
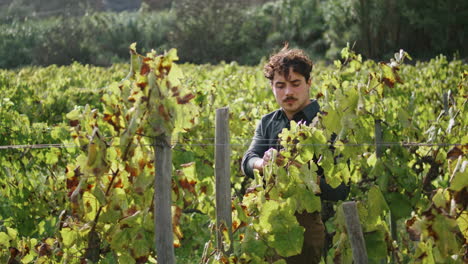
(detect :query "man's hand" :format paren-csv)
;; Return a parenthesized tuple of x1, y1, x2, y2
(253, 148, 277, 173)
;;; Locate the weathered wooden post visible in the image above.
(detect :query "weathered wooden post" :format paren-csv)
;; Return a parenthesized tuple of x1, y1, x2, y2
(343, 201, 368, 264)
(154, 135, 175, 264)
(215, 107, 233, 255)
(375, 119, 383, 158)
(443, 92, 449, 115)
(374, 119, 397, 263)
(123, 44, 191, 264)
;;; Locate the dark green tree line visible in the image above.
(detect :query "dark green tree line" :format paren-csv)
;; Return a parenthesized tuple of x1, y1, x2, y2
(322, 0, 467, 60)
(0, 0, 466, 68)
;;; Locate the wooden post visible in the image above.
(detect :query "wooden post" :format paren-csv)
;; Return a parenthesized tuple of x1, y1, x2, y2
(374, 119, 383, 158)
(215, 107, 233, 254)
(154, 135, 175, 264)
(343, 201, 368, 264)
(443, 92, 448, 115)
(375, 120, 396, 262)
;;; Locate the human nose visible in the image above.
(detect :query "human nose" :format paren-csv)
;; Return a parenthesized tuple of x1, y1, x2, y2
(285, 84, 294, 96)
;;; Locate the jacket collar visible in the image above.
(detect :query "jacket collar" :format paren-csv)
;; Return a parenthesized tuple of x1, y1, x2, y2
(301, 99, 320, 122)
(277, 99, 320, 123)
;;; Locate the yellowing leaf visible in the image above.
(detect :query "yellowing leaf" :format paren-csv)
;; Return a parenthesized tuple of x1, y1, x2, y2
(293, 186, 321, 213)
(456, 211, 468, 241)
(432, 189, 449, 209)
(6, 227, 18, 239)
(60, 228, 77, 247)
(450, 168, 468, 192)
(257, 199, 304, 257)
(168, 63, 183, 86)
(432, 214, 460, 259)
(0, 232, 10, 247)
(321, 107, 341, 135)
(65, 106, 82, 120)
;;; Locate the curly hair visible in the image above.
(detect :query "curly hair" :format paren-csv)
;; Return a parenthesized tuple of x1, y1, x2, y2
(264, 43, 313, 83)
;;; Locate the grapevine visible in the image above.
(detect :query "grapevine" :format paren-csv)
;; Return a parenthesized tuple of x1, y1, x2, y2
(0, 45, 466, 263)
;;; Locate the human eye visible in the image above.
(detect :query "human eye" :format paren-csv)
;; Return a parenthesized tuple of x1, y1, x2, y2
(275, 83, 285, 89)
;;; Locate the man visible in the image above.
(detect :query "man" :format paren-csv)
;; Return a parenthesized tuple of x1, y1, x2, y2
(241, 45, 348, 263)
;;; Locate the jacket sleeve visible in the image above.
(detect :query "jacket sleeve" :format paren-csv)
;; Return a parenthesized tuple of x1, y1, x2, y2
(241, 119, 270, 178)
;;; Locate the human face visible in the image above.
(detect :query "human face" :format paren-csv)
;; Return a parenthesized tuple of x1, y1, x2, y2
(271, 68, 311, 120)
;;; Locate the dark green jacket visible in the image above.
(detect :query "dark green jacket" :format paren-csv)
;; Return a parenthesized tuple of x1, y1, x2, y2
(241, 99, 349, 201)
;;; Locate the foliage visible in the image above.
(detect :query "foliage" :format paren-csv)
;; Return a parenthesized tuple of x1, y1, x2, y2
(0, 10, 175, 68)
(79, 11, 175, 66)
(0, 19, 41, 68)
(169, 0, 248, 64)
(0, 0, 97, 23)
(170, 0, 325, 64)
(0, 45, 467, 263)
(2, 0, 466, 68)
(228, 47, 467, 263)
(321, 0, 468, 60)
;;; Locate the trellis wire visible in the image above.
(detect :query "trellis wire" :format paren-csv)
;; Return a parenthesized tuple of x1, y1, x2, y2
(0, 142, 464, 150)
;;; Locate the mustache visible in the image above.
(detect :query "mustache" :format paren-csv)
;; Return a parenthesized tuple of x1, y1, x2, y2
(283, 96, 297, 102)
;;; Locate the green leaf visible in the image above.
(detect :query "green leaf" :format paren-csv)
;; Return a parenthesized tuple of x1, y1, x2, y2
(93, 186, 107, 206)
(83, 192, 98, 221)
(100, 206, 122, 223)
(242, 228, 267, 258)
(166, 48, 179, 62)
(432, 214, 460, 260)
(432, 189, 449, 209)
(367, 186, 389, 228)
(336, 86, 359, 116)
(386, 192, 412, 220)
(0, 232, 10, 247)
(50, 126, 69, 140)
(120, 211, 141, 227)
(257, 200, 280, 233)
(129, 42, 137, 52)
(299, 144, 314, 162)
(111, 228, 131, 251)
(101, 252, 118, 264)
(321, 107, 341, 135)
(379, 62, 401, 88)
(66, 106, 82, 120)
(6, 227, 18, 239)
(364, 229, 388, 262)
(60, 228, 77, 247)
(168, 63, 183, 86)
(450, 168, 468, 191)
(132, 234, 150, 258)
(299, 162, 320, 194)
(257, 199, 304, 257)
(413, 240, 436, 264)
(456, 211, 468, 241)
(397, 109, 411, 128)
(328, 162, 350, 188)
(234, 201, 249, 223)
(268, 224, 304, 257)
(367, 153, 377, 167)
(118, 252, 136, 264)
(45, 149, 59, 165)
(293, 185, 321, 213)
(21, 253, 35, 263)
